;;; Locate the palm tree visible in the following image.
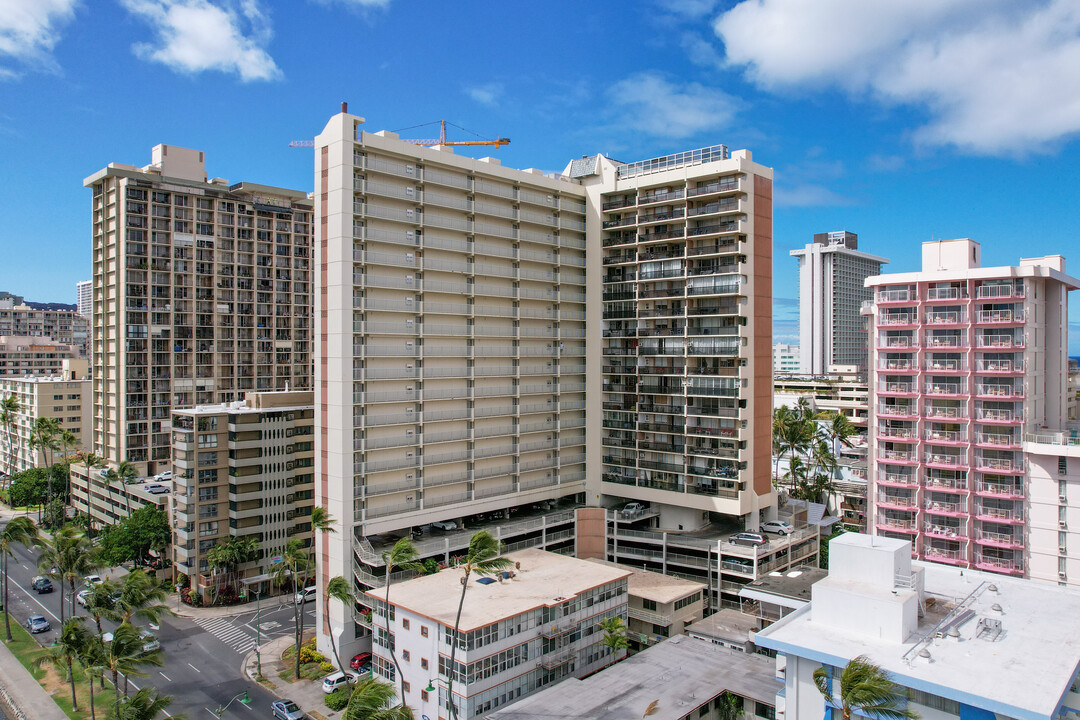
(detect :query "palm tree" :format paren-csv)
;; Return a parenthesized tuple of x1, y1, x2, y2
(0, 394, 19, 480)
(31, 417, 60, 506)
(111, 686, 177, 720)
(345, 677, 414, 720)
(101, 468, 121, 527)
(445, 531, 513, 720)
(715, 692, 743, 720)
(380, 537, 422, 698)
(325, 575, 353, 673)
(34, 617, 91, 712)
(114, 569, 173, 627)
(38, 523, 98, 624)
(102, 622, 164, 714)
(205, 535, 258, 602)
(80, 454, 106, 536)
(86, 579, 121, 657)
(813, 655, 919, 720)
(77, 634, 107, 720)
(59, 429, 78, 504)
(116, 460, 138, 519)
(272, 538, 310, 680)
(1, 515, 43, 640)
(771, 405, 795, 482)
(597, 615, 629, 657)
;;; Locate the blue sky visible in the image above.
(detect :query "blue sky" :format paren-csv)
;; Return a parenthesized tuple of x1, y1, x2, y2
(2, 0, 1080, 349)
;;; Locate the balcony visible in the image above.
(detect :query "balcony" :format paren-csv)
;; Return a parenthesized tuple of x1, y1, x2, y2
(878, 472, 918, 487)
(924, 524, 967, 540)
(924, 452, 967, 469)
(879, 359, 917, 371)
(924, 498, 966, 516)
(877, 493, 917, 510)
(878, 313, 916, 326)
(924, 475, 967, 491)
(876, 515, 917, 533)
(878, 448, 918, 463)
(975, 334, 1023, 349)
(975, 360, 1023, 373)
(925, 359, 967, 372)
(879, 336, 917, 349)
(878, 381, 917, 395)
(974, 455, 1024, 473)
(975, 432, 1020, 448)
(975, 384, 1022, 399)
(924, 335, 966, 349)
(975, 283, 1023, 299)
(975, 309, 1024, 324)
(975, 504, 1024, 523)
(925, 429, 967, 444)
(975, 408, 1022, 423)
(976, 481, 1024, 499)
(924, 311, 967, 325)
(974, 527, 1024, 549)
(876, 289, 912, 304)
(974, 554, 1024, 574)
(878, 403, 918, 418)
(924, 381, 966, 396)
(925, 287, 962, 301)
(923, 545, 966, 565)
(877, 427, 917, 440)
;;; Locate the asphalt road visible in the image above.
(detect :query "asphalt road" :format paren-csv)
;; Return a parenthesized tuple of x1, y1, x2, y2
(1, 537, 314, 719)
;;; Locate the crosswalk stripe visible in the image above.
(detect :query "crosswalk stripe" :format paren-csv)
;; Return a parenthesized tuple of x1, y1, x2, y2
(193, 617, 258, 654)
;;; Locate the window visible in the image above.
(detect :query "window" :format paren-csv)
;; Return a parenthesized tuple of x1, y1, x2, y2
(1060, 457, 1069, 475)
(403, 650, 410, 661)
(675, 592, 701, 611)
(641, 599, 657, 612)
(197, 433, 218, 448)
(651, 624, 669, 637)
(420, 625, 429, 638)
(699, 705, 708, 717)
(421, 658, 429, 670)
(402, 618, 410, 630)
(755, 702, 775, 720)
(402, 681, 410, 693)
(420, 690, 429, 702)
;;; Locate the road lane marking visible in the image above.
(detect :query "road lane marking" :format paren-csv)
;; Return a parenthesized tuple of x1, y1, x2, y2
(188, 663, 200, 672)
(8, 577, 61, 622)
(159, 671, 171, 681)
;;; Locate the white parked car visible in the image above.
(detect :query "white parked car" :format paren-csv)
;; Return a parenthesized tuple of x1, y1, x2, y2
(430, 520, 458, 531)
(76, 589, 91, 607)
(322, 672, 354, 694)
(83, 575, 104, 587)
(761, 520, 795, 536)
(156, 471, 172, 481)
(295, 586, 316, 605)
(621, 502, 647, 519)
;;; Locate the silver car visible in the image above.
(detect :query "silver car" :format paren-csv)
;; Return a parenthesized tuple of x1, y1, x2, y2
(271, 700, 305, 720)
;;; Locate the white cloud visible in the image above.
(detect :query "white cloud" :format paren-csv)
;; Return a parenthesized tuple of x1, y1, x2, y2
(121, 0, 281, 82)
(606, 72, 738, 139)
(774, 183, 855, 208)
(713, 0, 1080, 155)
(466, 82, 503, 108)
(0, 0, 78, 79)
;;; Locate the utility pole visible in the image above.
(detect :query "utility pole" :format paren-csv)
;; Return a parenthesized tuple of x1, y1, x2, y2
(254, 587, 262, 679)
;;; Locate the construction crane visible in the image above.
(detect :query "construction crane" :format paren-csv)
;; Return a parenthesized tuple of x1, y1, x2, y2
(289, 120, 509, 149)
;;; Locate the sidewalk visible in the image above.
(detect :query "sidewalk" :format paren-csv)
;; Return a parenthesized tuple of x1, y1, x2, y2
(0, 637, 69, 720)
(244, 632, 338, 720)
(166, 594, 264, 619)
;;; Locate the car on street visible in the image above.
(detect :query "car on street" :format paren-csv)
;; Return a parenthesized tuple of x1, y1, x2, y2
(271, 700, 306, 720)
(761, 520, 794, 536)
(76, 589, 91, 607)
(25, 615, 50, 634)
(102, 630, 159, 653)
(728, 531, 767, 546)
(31, 576, 53, 594)
(349, 652, 372, 671)
(322, 672, 355, 694)
(294, 586, 316, 605)
(83, 575, 104, 587)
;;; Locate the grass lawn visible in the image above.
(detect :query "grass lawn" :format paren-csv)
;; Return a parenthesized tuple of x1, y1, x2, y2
(2, 618, 117, 720)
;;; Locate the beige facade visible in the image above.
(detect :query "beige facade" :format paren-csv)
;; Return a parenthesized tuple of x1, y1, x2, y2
(314, 110, 590, 658)
(170, 390, 315, 593)
(0, 336, 83, 377)
(69, 463, 171, 528)
(0, 300, 90, 358)
(84, 144, 313, 475)
(0, 371, 91, 475)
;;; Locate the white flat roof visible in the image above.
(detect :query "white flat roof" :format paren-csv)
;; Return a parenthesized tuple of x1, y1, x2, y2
(583, 558, 705, 603)
(367, 548, 631, 632)
(756, 561, 1080, 720)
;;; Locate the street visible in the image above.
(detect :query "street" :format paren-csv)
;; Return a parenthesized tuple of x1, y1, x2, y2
(1, 537, 315, 719)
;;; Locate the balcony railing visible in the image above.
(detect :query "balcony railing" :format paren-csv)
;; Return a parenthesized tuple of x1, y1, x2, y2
(877, 289, 911, 303)
(924, 335, 965, 348)
(924, 382, 965, 395)
(976, 505, 1023, 521)
(925, 452, 966, 466)
(926, 287, 962, 300)
(976, 309, 1024, 324)
(878, 404, 917, 416)
(880, 472, 918, 485)
(879, 313, 916, 325)
(925, 311, 966, 324)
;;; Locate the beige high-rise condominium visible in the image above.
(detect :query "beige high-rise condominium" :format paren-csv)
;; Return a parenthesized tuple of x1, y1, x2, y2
(84, 145, 313, 474)
(314, 107, 779, 662)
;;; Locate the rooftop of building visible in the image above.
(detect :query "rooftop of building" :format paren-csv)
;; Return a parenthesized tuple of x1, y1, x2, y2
(790, 231, 889, 263)
(0, 336, 76, 350)
(583, 558, 705, 604)
(738, 565, 825, 607)
(683, 607, 758, 644)
(0, 374, 89, 385)
(365, 548, 631, 632)
(755, 533, 1080, 720)
(173, 390, 314, 417)
(487, 635, 776, 720)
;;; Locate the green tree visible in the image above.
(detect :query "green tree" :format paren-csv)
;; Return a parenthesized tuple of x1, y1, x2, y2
(380, 537, 422, 698)
(31, 417, 61, 511)
(86, 579, 121, 645)
(116, 460, 138, 520)
(8, 468, 47, 509)
(39, 523, 99, 623)
(325, 575, 353, 673)
(79, 454, 106, 537)
(204, 535, 258, 602)
(715, 692, 743, 720)
(1, 515, 43, 640)
(445, 531, 513, 720)
(59, 429, 78, 504)
(0, 394, 19, 481)
(99, 506, 170, 568)
(344, 677, 414, 720)
(34, 617, 91, 712)
(272, 538, 310, 680)
(113, 569, 173, 627)
(597, 615, 629, 656)
(111, 686, 178, 720)
(77, 634, 107, 720)
(102, 622, 164, 714)
(813, 655, 918, 720)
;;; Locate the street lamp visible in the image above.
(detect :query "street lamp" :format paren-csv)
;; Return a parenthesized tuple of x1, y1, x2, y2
(212, 691, 251, 718)
(253, 586, 263, 679)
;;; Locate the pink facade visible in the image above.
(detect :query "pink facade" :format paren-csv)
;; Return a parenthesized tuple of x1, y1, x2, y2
(867, 242, 1076, 578)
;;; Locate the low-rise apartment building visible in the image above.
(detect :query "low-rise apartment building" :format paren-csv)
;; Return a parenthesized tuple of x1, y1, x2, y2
(487, 634, 778, 720)
(365, 548, 629, 718)
(757, 533, 1080, 720)
(585, 558, 705, 650)
(0, 367, 91, 475)
(0, 337, 83, 378)
(0, 300, 90, 358)
(70, 466, 171, 527)
(773, 343, 800, 374)
(170, 391, 314, 595)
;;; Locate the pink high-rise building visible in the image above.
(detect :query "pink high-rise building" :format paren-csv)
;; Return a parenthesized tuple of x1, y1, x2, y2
(865, 239, 1077, 577)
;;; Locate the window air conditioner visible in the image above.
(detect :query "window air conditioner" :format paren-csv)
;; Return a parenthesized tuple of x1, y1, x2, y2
(1061, 521, 1069, 529)
(1060, 571, 1068, 579)
(1061, 495, 1069, 503)
(1060, 546, 1068, 554)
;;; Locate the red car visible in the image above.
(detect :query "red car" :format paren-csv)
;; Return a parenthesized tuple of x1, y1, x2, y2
(350, 652, 372, 671)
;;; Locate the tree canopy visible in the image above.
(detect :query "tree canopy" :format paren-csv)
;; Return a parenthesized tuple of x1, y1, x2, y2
(98, 506, 170, 567)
